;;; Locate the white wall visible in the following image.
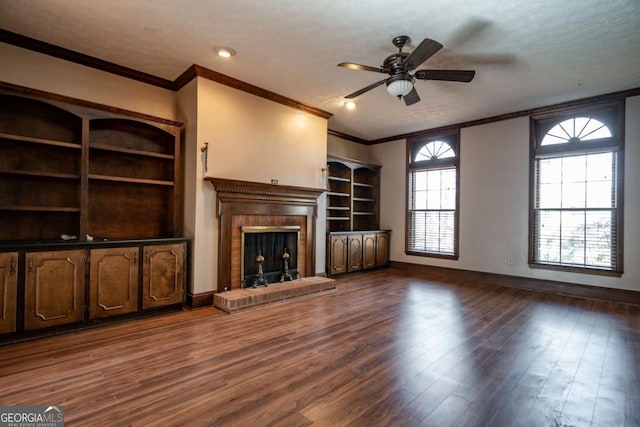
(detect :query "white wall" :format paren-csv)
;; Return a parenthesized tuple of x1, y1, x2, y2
(371, 96, 640, 292)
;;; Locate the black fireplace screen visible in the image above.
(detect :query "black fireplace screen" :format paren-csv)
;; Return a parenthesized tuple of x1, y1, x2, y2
(241, 226, 299, 287)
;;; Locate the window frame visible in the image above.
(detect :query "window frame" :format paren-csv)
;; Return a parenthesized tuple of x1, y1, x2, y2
(528, 101, 625, 276)
(406, 130, 460, 260)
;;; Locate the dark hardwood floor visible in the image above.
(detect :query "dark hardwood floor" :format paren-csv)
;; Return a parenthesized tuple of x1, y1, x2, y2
(1, 265, 639, 426)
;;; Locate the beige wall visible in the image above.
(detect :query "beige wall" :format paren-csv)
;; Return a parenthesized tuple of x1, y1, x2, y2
(327, 133, 371, 162)
(184, 77, 328, 294)
(371, 96, 640, 292)
(0, 43, 177, 120)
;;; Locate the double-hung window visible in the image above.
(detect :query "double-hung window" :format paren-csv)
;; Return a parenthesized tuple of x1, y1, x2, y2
(407, 131, 459, 259)
(529, 101, 624, 275)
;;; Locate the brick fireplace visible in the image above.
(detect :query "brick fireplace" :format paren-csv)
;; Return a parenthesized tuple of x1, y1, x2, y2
(206, 177, 325, 292)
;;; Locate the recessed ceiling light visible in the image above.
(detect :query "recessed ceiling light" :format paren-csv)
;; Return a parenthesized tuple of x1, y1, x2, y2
(344, 101, 356, 110)
(214, 46, 236, 58)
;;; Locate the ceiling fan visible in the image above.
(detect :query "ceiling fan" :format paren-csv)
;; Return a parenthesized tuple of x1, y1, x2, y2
(338, 35, 476, 106)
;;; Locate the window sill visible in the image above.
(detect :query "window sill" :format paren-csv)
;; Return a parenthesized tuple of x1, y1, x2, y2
(529, 262, 622, 278)
(406, 250, 459, 260)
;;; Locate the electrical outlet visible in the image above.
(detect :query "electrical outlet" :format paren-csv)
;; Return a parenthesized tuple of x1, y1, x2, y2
(507, 256, 514, 265)
(271, 179, 278, 185)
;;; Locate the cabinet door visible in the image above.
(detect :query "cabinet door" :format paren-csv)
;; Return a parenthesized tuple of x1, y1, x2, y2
(363, 234, 377, 269)
(0, 253, 18, 334)
(142, 243, 184, 309)
(90, 247, 139, 319)
(24, 250, 85, 330)
(347, 235, 363, 272)
(328, 234, 348, 276)
(376, 232, 390, 267)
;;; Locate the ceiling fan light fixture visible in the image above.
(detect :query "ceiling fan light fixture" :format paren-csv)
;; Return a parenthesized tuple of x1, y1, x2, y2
(386, 78, 413, 97)
(344, 100, 356, 110)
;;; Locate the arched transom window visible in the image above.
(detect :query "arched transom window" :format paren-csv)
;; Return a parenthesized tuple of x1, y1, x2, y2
(541, 117, 612, 146)
(414, 140, 456, 161)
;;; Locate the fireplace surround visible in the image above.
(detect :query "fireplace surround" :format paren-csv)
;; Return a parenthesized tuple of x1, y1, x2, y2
(241, 225, 300, 287)
(206, 177, 324, 292)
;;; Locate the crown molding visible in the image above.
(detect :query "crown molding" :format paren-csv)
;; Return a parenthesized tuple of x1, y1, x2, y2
(369, 86, 640, 144)
(0, 29, 175, 90)
(181, 65, 332, 119)
(1, 30, 332, 120)
(327, 129, 369, 145)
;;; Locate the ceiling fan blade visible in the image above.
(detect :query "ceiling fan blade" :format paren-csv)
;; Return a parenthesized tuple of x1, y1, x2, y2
(338, 62, 388, 74)
(344, 79, 386, 99)
(414, 69, 476, 82)
(403, 87, 420, 106)
(403, 38, 443, 71)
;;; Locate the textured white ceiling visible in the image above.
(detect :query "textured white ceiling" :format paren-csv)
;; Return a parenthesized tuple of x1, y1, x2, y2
(2, 0, 639, 140)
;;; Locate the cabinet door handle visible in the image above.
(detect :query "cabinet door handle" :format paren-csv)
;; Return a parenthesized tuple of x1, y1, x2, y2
(133, 253, 137, 265)
(10, 257, 16, 275)
(28, 257, 33, 274)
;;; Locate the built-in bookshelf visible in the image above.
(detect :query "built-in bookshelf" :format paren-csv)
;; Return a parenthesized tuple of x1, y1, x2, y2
(326, 155, 380, 232)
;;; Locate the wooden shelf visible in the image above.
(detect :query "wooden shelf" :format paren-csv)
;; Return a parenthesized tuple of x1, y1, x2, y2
(0, 132, 81, 149)
(0, 205, 80, 212)
(328, 176, 350, 183)
(326, 156, 380, 233)
(0, 168, 80, 180)
(327, 191, 350, 197)
(90, 143, 175, 159)
(1, 91, 182, 242)
(89, 174, 174, 186)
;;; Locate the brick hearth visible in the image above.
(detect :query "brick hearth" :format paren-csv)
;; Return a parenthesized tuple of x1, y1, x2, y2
(214, 276, 336, 313)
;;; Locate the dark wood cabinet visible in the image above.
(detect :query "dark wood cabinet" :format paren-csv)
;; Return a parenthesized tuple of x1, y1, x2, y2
(347, 235, 363, 272)
(1, 239, 187, 342)
(363, 233, 377, 269)
(326, 156, 388, 276)
(0, 85, 188, 342)
(327, 234, 348, 276)
(0, 252, 17, 334)
(89, 247, 139, 319)
(24, 249, 85, 330)
(327, 231, 390, 277)
(142, 243, 185, 309)
(376, 232, 390, 267)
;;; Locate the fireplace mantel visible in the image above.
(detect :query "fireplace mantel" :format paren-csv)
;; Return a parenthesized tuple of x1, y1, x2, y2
(206, 177, 325, 292)
(206, 177, 325, 203)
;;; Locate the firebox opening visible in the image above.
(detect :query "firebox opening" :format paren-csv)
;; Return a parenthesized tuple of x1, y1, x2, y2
(241, 226, 300, 287)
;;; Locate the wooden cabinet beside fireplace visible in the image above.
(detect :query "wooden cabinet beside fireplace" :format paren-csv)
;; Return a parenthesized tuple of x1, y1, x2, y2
(0, 252, 18, 334)
(326, 156, 388, 276)
(1, 239, 187, 341)
(327, 230, 390, 276)
(0, 83, 188, 343)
